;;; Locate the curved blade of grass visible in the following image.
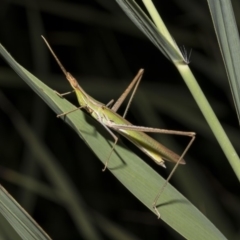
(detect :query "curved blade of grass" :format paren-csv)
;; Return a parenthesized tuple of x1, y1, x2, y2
(206, 0, 240, 123)
(0, 43, 226, 239)
(115, 0, 184, 63)
(0, 185, 51, 240)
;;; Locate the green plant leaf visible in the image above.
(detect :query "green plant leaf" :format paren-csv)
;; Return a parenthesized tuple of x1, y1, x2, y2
(0, 43, 226, 239)
(0, 185, 51, 240)
(115, 0, 184, 63)
(207, 0, 240, 123)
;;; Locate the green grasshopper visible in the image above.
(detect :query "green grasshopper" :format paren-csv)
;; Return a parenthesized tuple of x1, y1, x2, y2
(42, 36, 195, 218)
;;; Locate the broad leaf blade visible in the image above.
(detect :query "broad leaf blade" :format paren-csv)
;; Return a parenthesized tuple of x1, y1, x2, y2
(0, 43, 226, 239)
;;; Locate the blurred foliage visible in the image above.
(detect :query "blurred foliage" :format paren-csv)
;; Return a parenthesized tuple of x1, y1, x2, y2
(0, 0, 239, 239)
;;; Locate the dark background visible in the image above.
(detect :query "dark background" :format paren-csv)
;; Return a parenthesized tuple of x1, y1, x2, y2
(0, 0, 239, 239)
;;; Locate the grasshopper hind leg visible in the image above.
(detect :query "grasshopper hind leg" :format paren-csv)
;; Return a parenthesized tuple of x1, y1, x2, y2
(152, 134, 195, 218)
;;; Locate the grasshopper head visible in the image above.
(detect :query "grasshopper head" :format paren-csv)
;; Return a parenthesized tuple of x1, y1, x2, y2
(66, 72, 79, 90)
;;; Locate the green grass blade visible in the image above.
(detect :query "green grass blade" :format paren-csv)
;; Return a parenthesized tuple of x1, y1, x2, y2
(207, 0, 240, 123)
(0, 43, 226, 239)
(115, 0, 184, 63)
(0, 185, 51, 240)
